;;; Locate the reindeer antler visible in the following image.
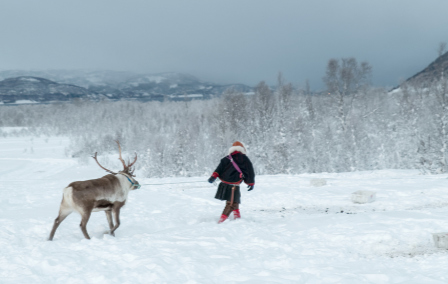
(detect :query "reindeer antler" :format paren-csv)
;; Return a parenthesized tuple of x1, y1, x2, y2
(92, 141, 138, 175)
(92, 152, 117, 175)
(115, 140, 127, 170)
(126, 153, 138, 177)
(115, 140, 138, 175)
(129, 165, 136, 177)
(128, 152, 138, 168)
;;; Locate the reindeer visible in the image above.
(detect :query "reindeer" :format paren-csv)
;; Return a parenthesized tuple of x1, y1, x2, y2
(48, 141, 140, 241)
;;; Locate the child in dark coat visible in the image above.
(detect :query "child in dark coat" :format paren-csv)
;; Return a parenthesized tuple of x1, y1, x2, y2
(208, 141, 255, 223)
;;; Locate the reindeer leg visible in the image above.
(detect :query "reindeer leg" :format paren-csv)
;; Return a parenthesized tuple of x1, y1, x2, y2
(110, 203, 124, 237)
(79, 210, 92, 240)
(48, 208, 72, 241)
(105, 210, 114, 233)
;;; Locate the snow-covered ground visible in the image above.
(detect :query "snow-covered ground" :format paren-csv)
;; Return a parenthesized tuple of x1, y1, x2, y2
(1, 135, 448, 283)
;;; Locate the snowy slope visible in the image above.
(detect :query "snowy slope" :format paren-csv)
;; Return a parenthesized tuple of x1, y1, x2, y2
(1, 135, 448, 283)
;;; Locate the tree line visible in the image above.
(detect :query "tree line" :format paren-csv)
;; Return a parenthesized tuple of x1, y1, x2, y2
(1, 57, 447, 177)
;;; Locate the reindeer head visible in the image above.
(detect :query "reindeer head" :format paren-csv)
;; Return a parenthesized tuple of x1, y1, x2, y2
(92, 140, 140, 189)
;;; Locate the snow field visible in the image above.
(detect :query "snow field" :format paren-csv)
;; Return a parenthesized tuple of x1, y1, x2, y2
(1, 136, 448, 283)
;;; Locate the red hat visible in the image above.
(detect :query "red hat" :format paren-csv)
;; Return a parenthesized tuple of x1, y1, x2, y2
(229, 141, 247, 155)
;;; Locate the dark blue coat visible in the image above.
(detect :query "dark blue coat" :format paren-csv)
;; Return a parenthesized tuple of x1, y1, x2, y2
(212, 151, 255, 186)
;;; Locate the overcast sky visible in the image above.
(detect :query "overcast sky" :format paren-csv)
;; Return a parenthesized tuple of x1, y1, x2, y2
(1, 0, 448, 90)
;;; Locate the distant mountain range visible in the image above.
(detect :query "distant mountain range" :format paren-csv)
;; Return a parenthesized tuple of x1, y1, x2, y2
(0, 70, 253, 105)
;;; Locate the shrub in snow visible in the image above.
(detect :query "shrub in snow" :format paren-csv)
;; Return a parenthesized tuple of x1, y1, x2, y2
(310, 178, 327, 187)
(432, 233, 448, 249)
(351, 190, 376, 204)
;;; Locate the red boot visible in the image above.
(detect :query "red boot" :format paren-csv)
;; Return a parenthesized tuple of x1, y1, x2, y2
(218, 214, 228, 224)
(233, 209, 241, 219)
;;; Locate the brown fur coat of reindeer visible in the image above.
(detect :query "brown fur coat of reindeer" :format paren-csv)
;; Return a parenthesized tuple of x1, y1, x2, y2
(48, 141, 140, 241)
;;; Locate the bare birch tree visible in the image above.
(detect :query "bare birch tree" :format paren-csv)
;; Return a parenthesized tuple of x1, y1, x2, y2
(323, 57, 372, 131)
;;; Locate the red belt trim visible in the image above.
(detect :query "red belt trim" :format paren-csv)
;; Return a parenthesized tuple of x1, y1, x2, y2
(220, 179, 242, 185)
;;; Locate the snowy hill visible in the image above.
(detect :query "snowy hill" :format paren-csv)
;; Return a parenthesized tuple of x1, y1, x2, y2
(404, 51, 448, 86)
(0, 70, 252, 104)
(1, 132, 448, 283)
(0, 76, 102, 104)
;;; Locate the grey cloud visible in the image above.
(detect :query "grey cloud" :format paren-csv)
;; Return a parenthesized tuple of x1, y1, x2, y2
(1, 0, 448, 90)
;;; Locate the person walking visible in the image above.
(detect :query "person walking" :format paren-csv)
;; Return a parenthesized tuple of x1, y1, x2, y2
(208, 141, 255, 223)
